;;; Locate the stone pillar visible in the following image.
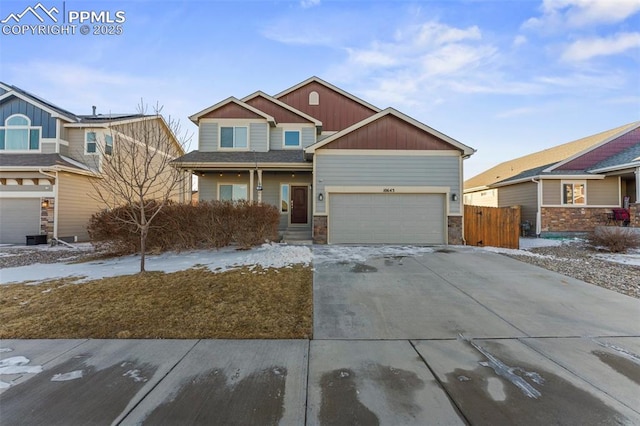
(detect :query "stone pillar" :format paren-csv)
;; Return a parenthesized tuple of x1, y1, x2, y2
(313, 216, 327, 244)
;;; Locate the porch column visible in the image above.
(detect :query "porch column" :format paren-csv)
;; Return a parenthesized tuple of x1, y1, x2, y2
(257, 169, 263, 204)
(249, 169, 254, 202)
(636, 167, 640, 203)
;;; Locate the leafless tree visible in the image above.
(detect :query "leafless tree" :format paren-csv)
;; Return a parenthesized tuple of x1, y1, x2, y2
(91, 101, 190, 272)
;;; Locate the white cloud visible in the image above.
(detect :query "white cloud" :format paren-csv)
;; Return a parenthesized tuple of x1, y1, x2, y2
(495, 107, 538, 118)
(561, 32, 640, 61)
(513, 35, 528, 47)
(524, 0, 640, 30)
(300, 0, 320, 8)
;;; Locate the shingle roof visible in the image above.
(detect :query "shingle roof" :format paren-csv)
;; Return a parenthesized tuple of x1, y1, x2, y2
(0, 153, 92, 171)
(464, 121, 640, 190)
(172, 150, 310, 165)
(1, 82, 79, 122)
(589, 143, 640, 171)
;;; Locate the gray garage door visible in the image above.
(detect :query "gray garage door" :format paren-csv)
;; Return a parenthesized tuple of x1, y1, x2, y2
(0, 198, 41, 244)
(328, 193, 446, 244)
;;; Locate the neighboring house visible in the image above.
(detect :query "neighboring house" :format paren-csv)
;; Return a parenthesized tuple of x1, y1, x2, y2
(0, 82, 188, 244)
(464, 122, 640, 236)
(173, 77, 475, 244)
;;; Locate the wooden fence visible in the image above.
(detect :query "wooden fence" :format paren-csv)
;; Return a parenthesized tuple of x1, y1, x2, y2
(464, 205, 521, 249)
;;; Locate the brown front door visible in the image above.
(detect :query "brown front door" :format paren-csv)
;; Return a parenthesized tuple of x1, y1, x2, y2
(291, 186, 308, 224)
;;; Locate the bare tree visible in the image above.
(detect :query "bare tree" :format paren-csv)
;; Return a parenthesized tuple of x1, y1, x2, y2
(91, 101, 190, 272)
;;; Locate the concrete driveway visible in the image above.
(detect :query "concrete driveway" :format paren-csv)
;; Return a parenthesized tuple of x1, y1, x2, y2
(1, 247, 639, 425)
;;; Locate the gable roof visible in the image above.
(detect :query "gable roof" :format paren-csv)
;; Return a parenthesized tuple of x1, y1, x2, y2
(589, 143, 640, 173)
(242, 91, 322, 127)
(0, 82, 79, 122)
(188, 97, 275, 125)
(274, 76, 381, 114)
(464, 121, 640, 191)
(305, 107, 475, 156)
(0, 153, 95, 174)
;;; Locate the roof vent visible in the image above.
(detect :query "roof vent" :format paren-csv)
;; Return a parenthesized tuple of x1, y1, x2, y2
(92, 105, 97, 116)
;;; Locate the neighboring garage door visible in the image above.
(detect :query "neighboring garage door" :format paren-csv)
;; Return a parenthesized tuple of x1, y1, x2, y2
(0, 198, 41, 244)
(328, 193, 446, 244)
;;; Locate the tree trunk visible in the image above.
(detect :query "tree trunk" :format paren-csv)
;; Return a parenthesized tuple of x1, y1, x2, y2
(140, 226, 147, 272)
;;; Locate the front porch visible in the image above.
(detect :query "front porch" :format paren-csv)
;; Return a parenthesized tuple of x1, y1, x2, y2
(196, 169, 313, 241)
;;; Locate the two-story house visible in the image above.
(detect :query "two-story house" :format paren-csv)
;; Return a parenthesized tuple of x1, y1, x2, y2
(173, 77, 475, 244)
(0, 82, 188, 245)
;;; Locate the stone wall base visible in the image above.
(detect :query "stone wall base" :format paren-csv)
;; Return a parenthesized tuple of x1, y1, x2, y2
(313, 216, 327, 244)
(448, 216, 463, 245)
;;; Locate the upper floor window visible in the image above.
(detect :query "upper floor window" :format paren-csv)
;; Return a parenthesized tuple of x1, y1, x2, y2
(105, 134, 113, 155)
(86, 131, 97, 154)
(220, 126, 248, 149)
(284, 130, 300, 148)
(0, 114, 40, 151)
(309, 91, 319, 105)
(562, 181, 586, 205)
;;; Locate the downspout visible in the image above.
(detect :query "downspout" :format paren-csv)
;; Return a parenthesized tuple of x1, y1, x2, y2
(39, 168, 58, 240)
(532, 178, 541, 237)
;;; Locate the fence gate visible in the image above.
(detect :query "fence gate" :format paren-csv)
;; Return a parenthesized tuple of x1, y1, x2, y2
(464, 205, 521, 249)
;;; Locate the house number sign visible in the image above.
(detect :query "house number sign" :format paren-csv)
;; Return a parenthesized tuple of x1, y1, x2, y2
(383, 188, 395, 192)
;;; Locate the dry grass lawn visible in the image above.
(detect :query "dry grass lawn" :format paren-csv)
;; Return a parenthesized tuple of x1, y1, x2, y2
(0, 266, 312, 339)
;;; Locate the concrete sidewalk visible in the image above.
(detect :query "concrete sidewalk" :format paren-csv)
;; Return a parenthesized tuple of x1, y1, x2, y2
(1, 249, 639, 425)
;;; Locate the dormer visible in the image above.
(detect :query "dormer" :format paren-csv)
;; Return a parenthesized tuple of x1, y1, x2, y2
(189, 97, 275, 153)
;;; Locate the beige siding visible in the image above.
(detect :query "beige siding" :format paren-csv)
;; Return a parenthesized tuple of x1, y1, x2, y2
(498, 182, 538, 228)
(542, 178, 619, 206)
(65, 128, 100, 170)
(588, 176, 619, 205)
(57, 173, 103, 241)
(464, 189, 498, 207)
(542, 180, 561, 205)
(41, 142, 57, 154)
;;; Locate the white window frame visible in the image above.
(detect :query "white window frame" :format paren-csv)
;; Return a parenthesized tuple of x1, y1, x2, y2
(218, 183, 248, 201)
(219, 126, 249, 150)
(283, 130, 301, 149)
(85, 131, 98, 155)
(0, 114, 41, 152)
(561, 180, 586, 205)
(280, 184, 289, 213)
(104, 134, 114, 155)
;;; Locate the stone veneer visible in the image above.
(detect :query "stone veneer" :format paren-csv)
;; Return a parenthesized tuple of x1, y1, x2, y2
(448, 216, 463, 245)
(312, 216, 327, 244)
(541, 206, 639, 233)
(41, 197, 55, 242)
(630, 203, 639, 227)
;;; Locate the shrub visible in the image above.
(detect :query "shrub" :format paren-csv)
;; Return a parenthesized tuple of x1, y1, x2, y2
(88, 201, 280, 254)
(588, 226, 640, 253)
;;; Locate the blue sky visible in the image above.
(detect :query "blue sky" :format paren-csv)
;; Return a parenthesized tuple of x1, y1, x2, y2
(1, 0, 639, 179)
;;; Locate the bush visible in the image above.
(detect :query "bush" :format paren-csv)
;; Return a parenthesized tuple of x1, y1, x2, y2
(588, 226, 640, 253)
(88, 201, 280, 254)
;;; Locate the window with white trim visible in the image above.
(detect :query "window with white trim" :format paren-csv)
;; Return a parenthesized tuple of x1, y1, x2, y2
(284, 130, 300, 148)
(219, 184, 248, 201)
(280, 184, 289, 213)
(220, 126, 248, 149)
(104, 134, 113, 155)
(0, 114, 40, 151)
(86, 131, 97, 154)
(562, 181, 586, 205)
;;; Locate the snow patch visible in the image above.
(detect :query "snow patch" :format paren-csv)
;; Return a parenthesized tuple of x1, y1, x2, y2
(0, 243, 312, 285)
(51, 370, 84, 382)
(123, 369, 147, 382)
(0, 356, 43, 375)
(0, 348, 13, 353)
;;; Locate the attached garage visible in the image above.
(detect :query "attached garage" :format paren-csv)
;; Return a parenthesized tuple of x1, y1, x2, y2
(328, 192, 446, 244)
(0, 198, 41, 244)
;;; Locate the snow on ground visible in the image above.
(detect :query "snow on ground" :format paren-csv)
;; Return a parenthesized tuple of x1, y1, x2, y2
(0, 243, 312, 285)
(1, 237, 638, 286)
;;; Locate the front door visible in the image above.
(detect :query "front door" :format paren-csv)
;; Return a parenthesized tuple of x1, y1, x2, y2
(291, 186, 308, 224)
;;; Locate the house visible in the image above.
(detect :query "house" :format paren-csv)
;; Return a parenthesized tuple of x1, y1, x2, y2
(0, 82, 188, 245)
(173, 77, 475, 244)
(464, 122, 640, 236)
